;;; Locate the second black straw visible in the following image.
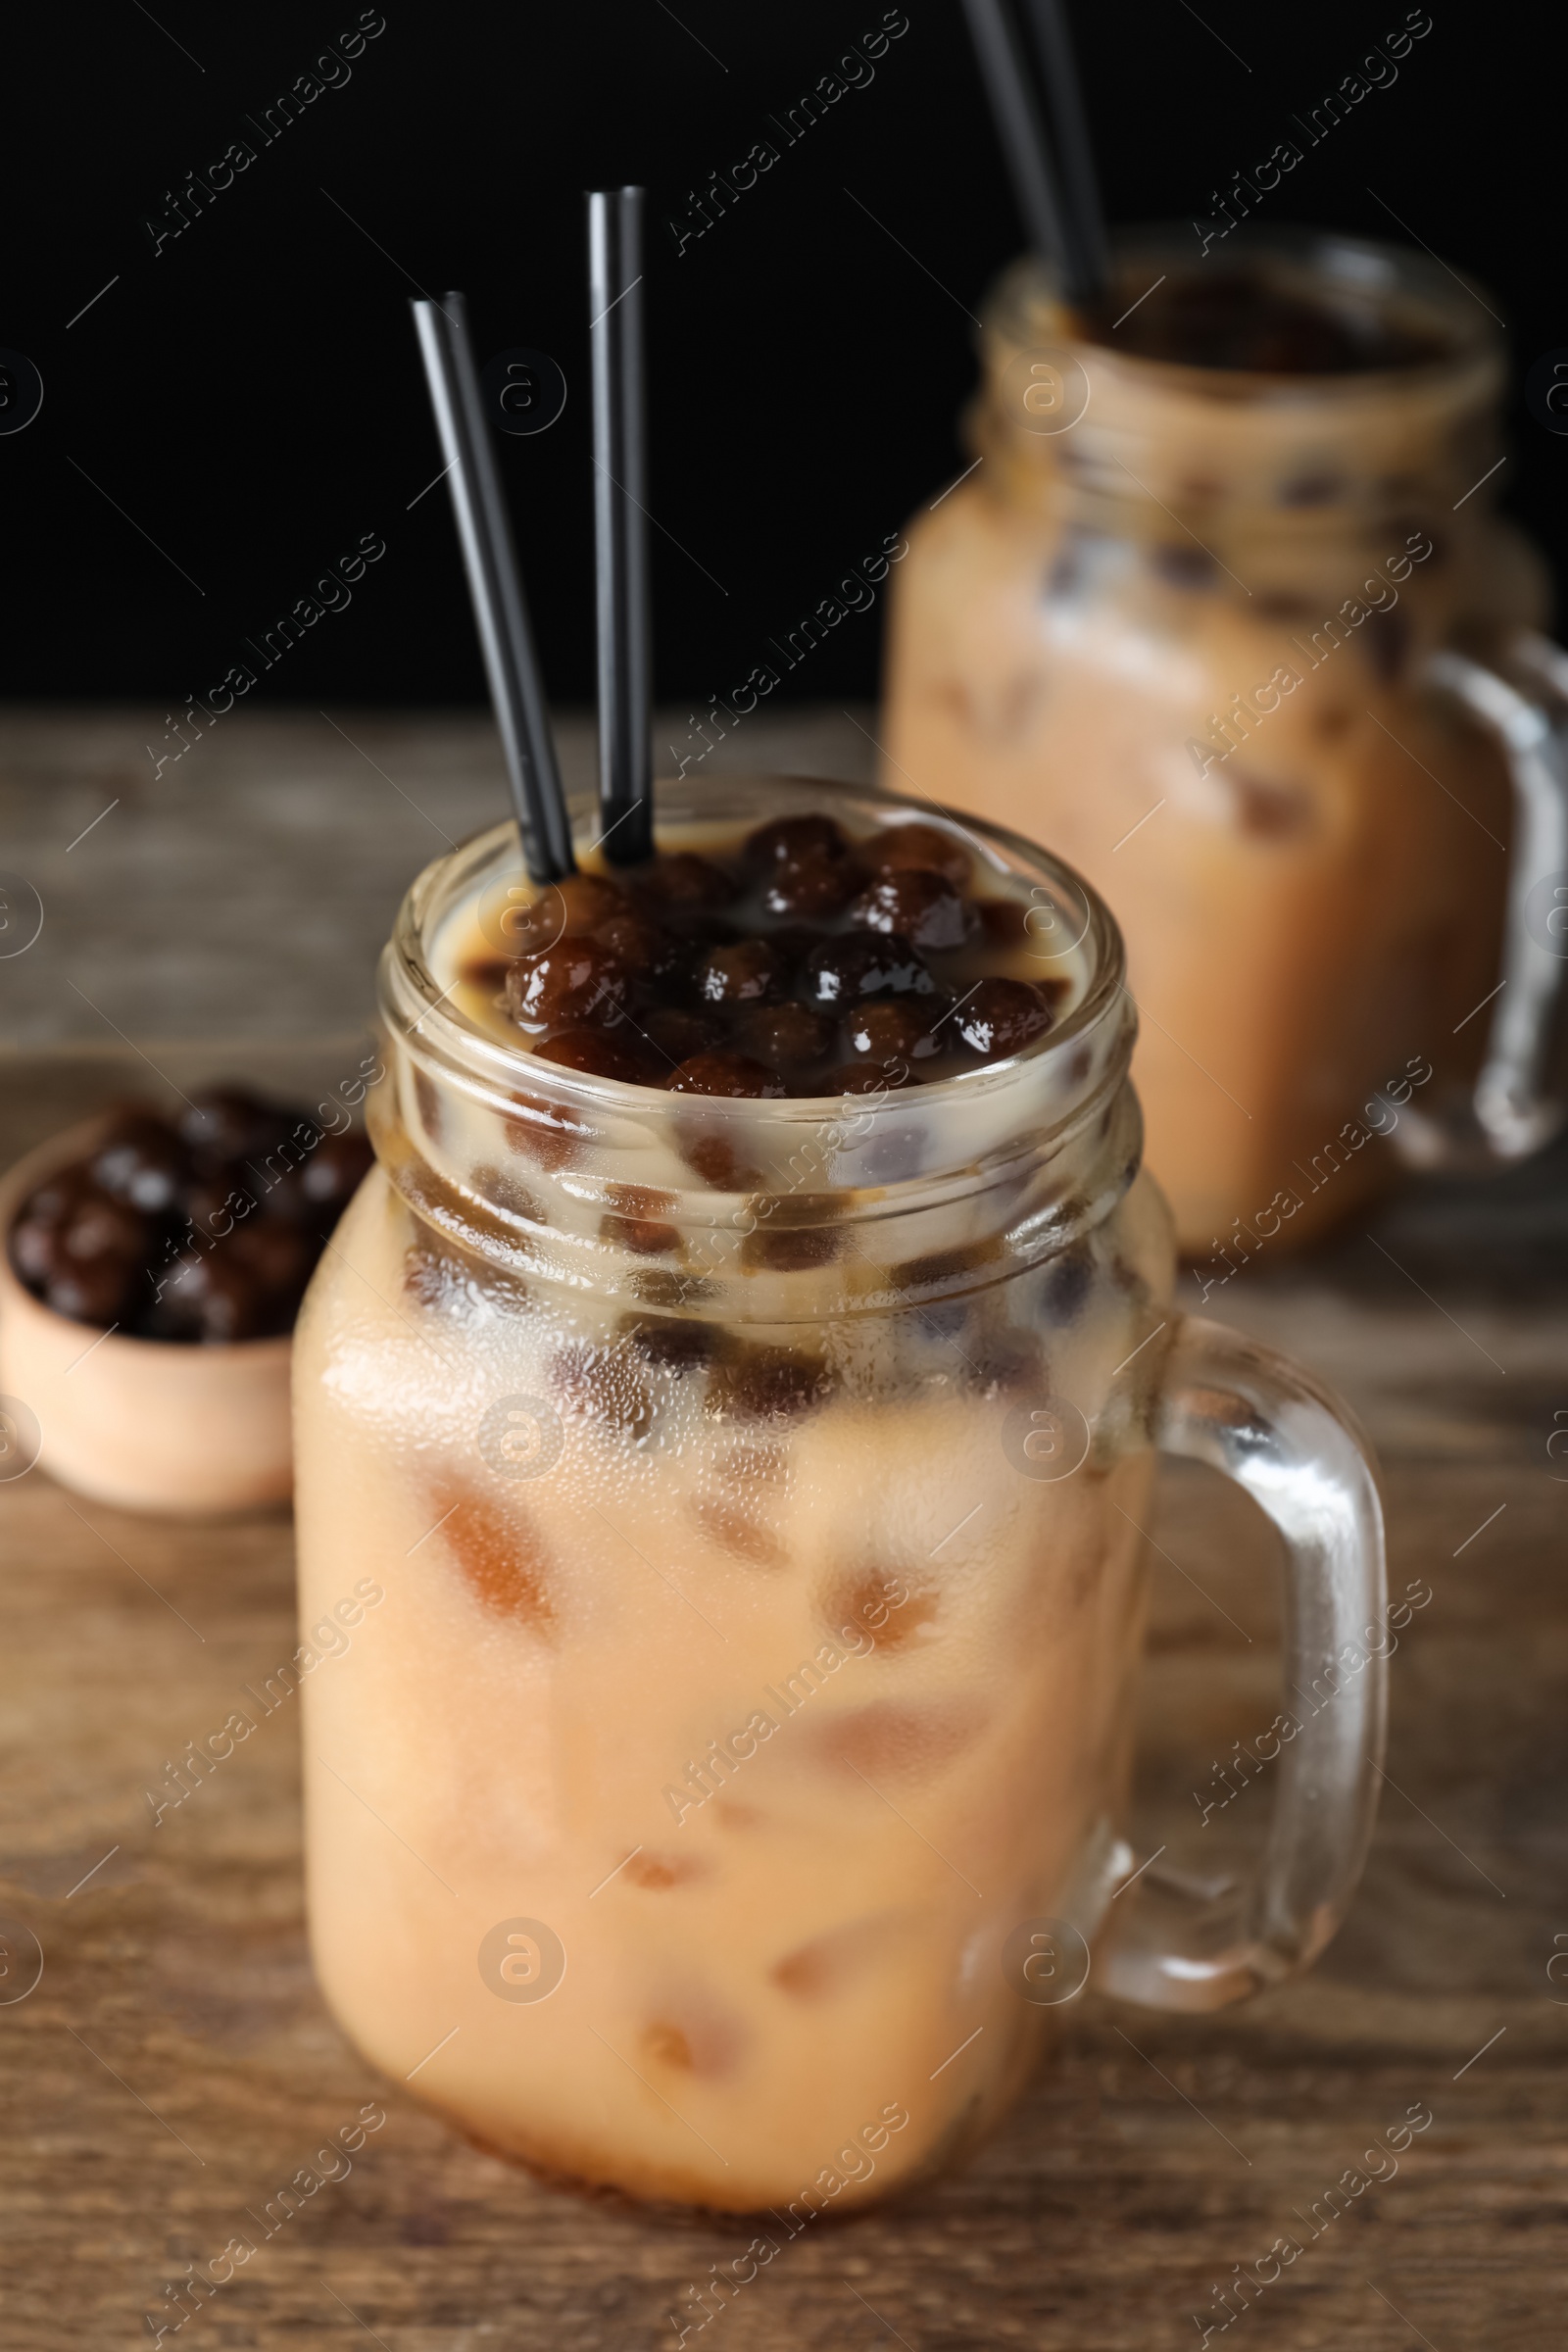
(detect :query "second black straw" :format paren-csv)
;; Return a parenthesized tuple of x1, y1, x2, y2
(960, 0, 1106, 310)
(589, 186, 655, 866)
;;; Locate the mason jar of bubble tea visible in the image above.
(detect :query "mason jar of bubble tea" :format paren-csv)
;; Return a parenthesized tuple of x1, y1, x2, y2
(294, 772, 1385, 2213)
(882, 224, 1568, 1260)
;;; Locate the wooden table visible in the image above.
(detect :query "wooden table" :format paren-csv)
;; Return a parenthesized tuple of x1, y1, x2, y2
(2, 710, 1565, 2349)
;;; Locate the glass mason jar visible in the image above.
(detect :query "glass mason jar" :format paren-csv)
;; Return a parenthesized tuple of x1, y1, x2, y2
(295, 773, 1385, 2214)
(883, 225, 1568, 1257)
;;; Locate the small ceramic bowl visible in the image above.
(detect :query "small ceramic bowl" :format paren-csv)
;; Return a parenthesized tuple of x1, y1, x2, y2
(0, 1118, 293, 1514)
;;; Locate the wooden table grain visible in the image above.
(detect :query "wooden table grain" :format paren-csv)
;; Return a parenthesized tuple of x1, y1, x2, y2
(1, 710, 1565, 2351)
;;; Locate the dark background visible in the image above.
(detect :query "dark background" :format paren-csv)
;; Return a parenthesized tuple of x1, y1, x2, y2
(5, 0, 1564, 711)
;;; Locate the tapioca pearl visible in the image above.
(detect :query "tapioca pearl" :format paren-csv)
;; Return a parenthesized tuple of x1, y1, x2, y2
(760, 851, 867, 918)
(593, 907, 685, 987)
(871, 819, 972, 889)
(413, 1067, 443, 1141)
(675, 1118, 761, 1193)
(177, 1086, 288, 1168)
(500, 871, 625, 957)
(916, 1298, 969, 1344)
(639, 1004, 726, 1069)
(13, 1171, 165, 1327)
(503, 1092, 584, 1172)
(58, 1187, 153, 1270)
(506, 939, 631, 1031)
(1037, 1244, 1094, 1326)
(744, 812, 851, 869)
(558, 870, 627, 925)
(1044, 540, 1083, 604)
(405, 1230, 519, 1312)
(629, 1281, 724, 1324)
(760, 923, 821, 974)
(608, 1180, 677, 1219)
(600, 1210, 680, 1256)
(975, 896, 1030, 947)
(1097, 265, 1454, 370)
(695, 939, 790, 1005)
(1254, 589, 1317, 621)
(852, 868, 973, 953)
(963, 1325, 1045, 1397)
(427, 1478, 558, 1636)
(705, 1343, 832, 1423)
(1224, 769, 1314, 841)
(889, 1239, 1004, 1293)
(955, 978, 1055, 1057)
(38, 1245, 143, 1329)
(1392, 519, 1444, 566)
(659, 911, 742, 966)
(32, 1186, 152, 1320)
(690, 1492, 786, 1568)
(847, 1116, 927, 1186)
(403, 1236, 449, 1305)
(7, 1207, 68, 1288)
(616, 1311, 725, 1371)
(667, 1050, 786, 1099)
(226, 1219, 317, 1307)
(91, 1112, 188, 1214)
(1149, 543, 1218, 589)
(545, 871, 627, 944)
(292, 1130, 374, 1211)
(805, 929, 936, 1005)
(15, 1163, 100, 1232)
(548, 1339, 654, 1437)
(633, 851, 737, 911)
(740, 1186, 850, 1237)
(1360, 607, 1410, 685)
(733, 1000, 836, 1071)
(1276, 470, 1345, 508)
(843, 998, 947, 1063)
(152, 1245, 299, 1343)
(739, 1222, 841, 1272)
(532, 1026, 648, 1084)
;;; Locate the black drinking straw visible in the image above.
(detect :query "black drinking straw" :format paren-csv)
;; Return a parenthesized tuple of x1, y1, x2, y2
(412, 292, 576, 883)
(1019, 0, 1108, 300)
(588, 187, 655, 866)
(959, 0, 1102, 310)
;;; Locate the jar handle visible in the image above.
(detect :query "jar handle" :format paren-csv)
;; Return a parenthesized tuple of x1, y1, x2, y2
(1396, 634, 1568, 1167)
(1101, 1315, 1386, 2012)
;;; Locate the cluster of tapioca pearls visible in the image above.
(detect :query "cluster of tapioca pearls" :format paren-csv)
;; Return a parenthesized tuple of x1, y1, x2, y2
(1079, 265, 1453, 375)
(465, 815, 1063, 1097)
(7, 1091, 370, 1339)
